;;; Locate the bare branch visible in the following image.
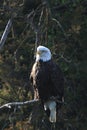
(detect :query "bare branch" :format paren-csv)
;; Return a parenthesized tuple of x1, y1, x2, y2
(0, 19, 12, 50)
(60, 54, 72, 63)
(0, 99, 39, 109)
(52, 18, 68, 39)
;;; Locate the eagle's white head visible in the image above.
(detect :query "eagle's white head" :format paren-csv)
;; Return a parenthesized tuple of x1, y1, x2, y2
(36, 45, 51, 62)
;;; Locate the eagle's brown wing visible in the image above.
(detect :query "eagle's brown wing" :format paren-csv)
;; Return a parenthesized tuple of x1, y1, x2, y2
(48, 61, 64, 100)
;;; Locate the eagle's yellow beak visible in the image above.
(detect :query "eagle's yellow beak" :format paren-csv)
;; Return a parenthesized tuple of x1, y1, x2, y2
(36, 51, 42, 55)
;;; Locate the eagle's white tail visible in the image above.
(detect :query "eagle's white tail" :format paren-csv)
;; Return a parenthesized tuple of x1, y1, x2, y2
(44, 101, 56, 123)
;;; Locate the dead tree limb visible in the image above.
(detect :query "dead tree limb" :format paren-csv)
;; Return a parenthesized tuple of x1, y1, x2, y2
(0, 99, 39, 109)
(0, 98, 66, 110)
(0, 19, 12, 50)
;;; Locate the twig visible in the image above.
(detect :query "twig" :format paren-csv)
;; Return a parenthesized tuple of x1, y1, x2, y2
(0, 19, 12, 50)
(52, 18, 68, 39)
(0, 99, 39, 109)
(59, 54, 72, 63)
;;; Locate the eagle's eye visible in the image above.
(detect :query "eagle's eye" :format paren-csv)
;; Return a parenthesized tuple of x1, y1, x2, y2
(37, 50, 46, 54)
(42, 50, 46, 53)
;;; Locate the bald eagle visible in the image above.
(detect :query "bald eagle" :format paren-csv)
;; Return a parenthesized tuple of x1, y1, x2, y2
(30, 46, 64, 123)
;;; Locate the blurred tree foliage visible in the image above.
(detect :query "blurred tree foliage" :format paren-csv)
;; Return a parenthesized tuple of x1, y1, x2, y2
(0, 0, 87, 130)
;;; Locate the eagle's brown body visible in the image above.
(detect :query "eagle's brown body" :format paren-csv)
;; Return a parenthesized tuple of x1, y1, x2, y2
(30, 59, 64, 105)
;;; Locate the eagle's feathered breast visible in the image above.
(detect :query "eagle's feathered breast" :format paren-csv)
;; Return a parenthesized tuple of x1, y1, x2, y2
(30, 59, 64, 102)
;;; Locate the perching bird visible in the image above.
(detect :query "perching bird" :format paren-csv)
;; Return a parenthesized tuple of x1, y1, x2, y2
(30, 45, 64, 123)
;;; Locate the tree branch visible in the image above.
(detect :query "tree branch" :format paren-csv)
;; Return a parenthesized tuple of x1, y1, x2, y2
(52, 18, 68, 39)
(0, 99, 39, 109)
(0, 19, 12, 50)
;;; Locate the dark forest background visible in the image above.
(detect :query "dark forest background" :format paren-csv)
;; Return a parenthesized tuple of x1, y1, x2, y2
(0, 0, 87, 130)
